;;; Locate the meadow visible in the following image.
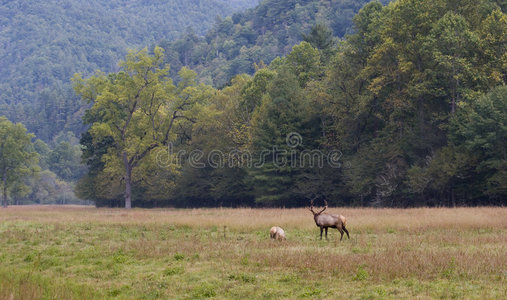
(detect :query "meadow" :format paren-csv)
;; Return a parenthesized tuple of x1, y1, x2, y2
(0, 206, 505, 299)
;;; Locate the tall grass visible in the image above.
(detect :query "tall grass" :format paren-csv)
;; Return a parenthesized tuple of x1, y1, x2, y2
(0, 206, 505, 299)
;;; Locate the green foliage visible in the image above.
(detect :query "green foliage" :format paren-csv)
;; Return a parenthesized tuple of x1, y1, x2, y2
(246, 63, 325, 206)
(448, 86, 507, 200)
(173, 253, 185, 261)
(303, 24, 335, 52)
(302, 23, 336, 62)
(286, 42, 322, 87)
(0, 0, 259, 142)
(74, 48, 209, 207)
(354, 265, 370, 281)
(79, 0, 505, 207)
(46, 142, 86, 181)
(170, 74, 255, 207)
(0, 117, 39, 207)
(192, 283, 216, 298)
(4, 137, 86, 205)
(25, 170, 80, 205)
(160, 0, 376, 87)
(316, 0, 507, 206)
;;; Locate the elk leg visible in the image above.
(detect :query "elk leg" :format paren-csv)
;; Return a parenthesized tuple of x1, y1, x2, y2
(320, 227, 323, 240)
(325, 227, 328, 240)
(339, 228, 344, 241)
(343, 227, 350, 239)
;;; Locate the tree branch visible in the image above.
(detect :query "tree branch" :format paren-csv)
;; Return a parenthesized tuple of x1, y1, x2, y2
(129, 111, 193, 168)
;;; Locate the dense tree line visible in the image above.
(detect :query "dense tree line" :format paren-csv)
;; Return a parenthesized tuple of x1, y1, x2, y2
(76, 0, 507, 208)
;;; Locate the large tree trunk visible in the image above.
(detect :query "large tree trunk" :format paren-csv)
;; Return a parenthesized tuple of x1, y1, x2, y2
(125, 176, 132, 209)
(2, 171, 7, 208)
(123, 152, 132, 209)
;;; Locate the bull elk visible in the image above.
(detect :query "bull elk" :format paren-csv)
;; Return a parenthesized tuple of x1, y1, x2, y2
(309, 199, 349, 241)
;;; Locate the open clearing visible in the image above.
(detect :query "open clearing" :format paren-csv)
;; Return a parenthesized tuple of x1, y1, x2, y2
(0, 206, 506, 299)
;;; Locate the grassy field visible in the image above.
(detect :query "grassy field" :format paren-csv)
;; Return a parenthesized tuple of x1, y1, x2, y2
(0, 206, 505, 299)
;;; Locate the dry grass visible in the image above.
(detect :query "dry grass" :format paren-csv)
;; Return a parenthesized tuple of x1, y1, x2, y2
(3, 205, 505, 229)
(0, 206, 506, 299)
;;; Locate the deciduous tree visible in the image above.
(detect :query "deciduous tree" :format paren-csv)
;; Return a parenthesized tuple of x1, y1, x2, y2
(0, 117, 39, 207)
(74, 47, 201, 208)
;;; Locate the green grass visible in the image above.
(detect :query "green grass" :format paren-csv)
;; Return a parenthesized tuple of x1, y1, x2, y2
(0, 206, 506, 299)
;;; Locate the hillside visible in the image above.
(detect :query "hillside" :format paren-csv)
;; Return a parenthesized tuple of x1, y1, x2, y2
(0, 0, 260, 141)
(161, 0, 390, 87)
(0, 0, 381, 142)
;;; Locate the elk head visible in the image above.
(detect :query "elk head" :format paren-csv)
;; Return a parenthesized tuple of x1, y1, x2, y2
(308, 198, 328, 216)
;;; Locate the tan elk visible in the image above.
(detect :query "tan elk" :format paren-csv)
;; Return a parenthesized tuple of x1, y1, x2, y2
(269, 226, 286, 240)
(309, 199, 349, 241)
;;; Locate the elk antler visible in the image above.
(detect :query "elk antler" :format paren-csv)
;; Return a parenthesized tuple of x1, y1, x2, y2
(308, 196, 317, 214)
(316, 199, 328, 214)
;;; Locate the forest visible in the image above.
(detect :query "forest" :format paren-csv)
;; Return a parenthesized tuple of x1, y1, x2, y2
(158, 0, 389, 87)
(0, 0, 259, 205)
(1, 0, 506, 208)
(0, 0, 260, 141)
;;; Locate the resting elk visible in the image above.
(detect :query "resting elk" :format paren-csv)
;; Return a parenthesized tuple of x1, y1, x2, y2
(269, 226, 286, 241)
(309, 199, 349, 241)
